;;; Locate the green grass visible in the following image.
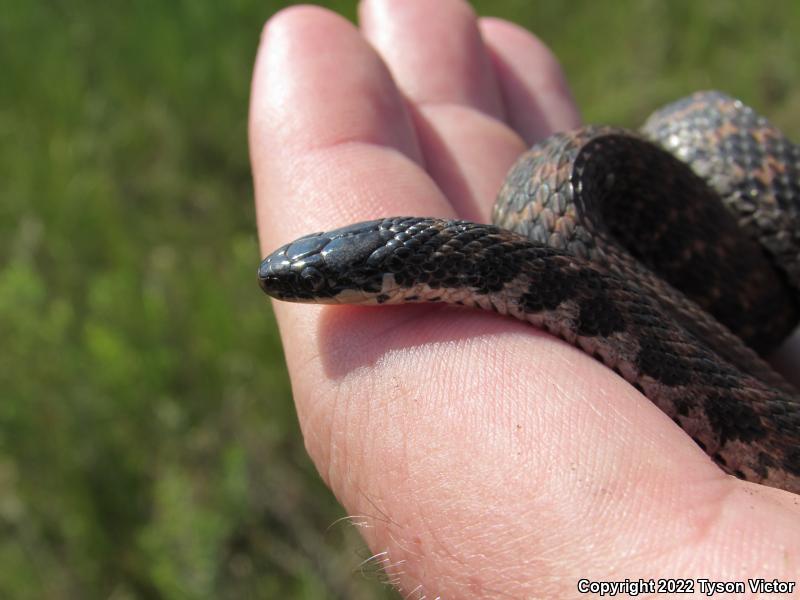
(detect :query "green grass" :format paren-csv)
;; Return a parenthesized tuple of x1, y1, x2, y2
(1, 1, 798, 597)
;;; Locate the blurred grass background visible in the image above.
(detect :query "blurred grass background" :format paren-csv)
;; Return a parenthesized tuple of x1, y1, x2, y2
(1, 0, 798, 598)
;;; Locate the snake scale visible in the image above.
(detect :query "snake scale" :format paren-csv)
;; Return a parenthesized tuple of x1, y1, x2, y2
(258, 91, 800, 493)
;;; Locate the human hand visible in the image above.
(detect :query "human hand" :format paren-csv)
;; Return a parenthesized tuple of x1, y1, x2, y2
(250, 0, 800, 596)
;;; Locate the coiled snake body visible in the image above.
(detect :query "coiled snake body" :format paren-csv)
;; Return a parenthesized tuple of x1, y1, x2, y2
(258, 92, 800, 493)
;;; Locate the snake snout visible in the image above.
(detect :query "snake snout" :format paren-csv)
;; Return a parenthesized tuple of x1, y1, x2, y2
(257, 246, 293, 299)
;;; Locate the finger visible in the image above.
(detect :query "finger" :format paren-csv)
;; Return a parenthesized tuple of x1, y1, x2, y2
(250, 5, 451, 257)
(250, 4, 455, 480)
(480, 18, 582, 144)
(360, 0, 525, 222)
(359, 0, 503, 115)
(400, 103, 526, 222)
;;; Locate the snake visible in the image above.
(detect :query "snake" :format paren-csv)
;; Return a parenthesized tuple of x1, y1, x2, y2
(258, 91, 800, 494)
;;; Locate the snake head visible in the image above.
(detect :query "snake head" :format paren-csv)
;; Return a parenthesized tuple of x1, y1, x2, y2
(258, 216, 524, 305)
(258, 218, 410, 304)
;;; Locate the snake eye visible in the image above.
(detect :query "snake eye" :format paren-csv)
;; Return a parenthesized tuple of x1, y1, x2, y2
(300, 266, 325, 292)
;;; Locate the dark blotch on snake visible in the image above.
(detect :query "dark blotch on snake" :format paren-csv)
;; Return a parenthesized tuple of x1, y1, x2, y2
(704, 392, 766, 445)
(575, 282, 626, 337)
(785, 449, 800, 477)
(635, 339, 693, 387)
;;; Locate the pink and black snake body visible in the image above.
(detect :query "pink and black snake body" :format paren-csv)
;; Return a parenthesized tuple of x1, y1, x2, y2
(258, 92, 800, 493)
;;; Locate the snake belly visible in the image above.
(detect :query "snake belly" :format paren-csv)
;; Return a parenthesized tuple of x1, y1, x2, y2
(258, 91, 800, 493)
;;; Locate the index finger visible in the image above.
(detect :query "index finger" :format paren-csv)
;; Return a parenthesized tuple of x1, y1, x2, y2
(250, 6, 451, 255)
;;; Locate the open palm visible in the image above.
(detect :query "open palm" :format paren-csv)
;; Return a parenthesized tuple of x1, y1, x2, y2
(250, 0, 800, 595)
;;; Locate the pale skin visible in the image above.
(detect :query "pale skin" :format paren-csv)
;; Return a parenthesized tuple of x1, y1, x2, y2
(250, 0, 800, 597)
